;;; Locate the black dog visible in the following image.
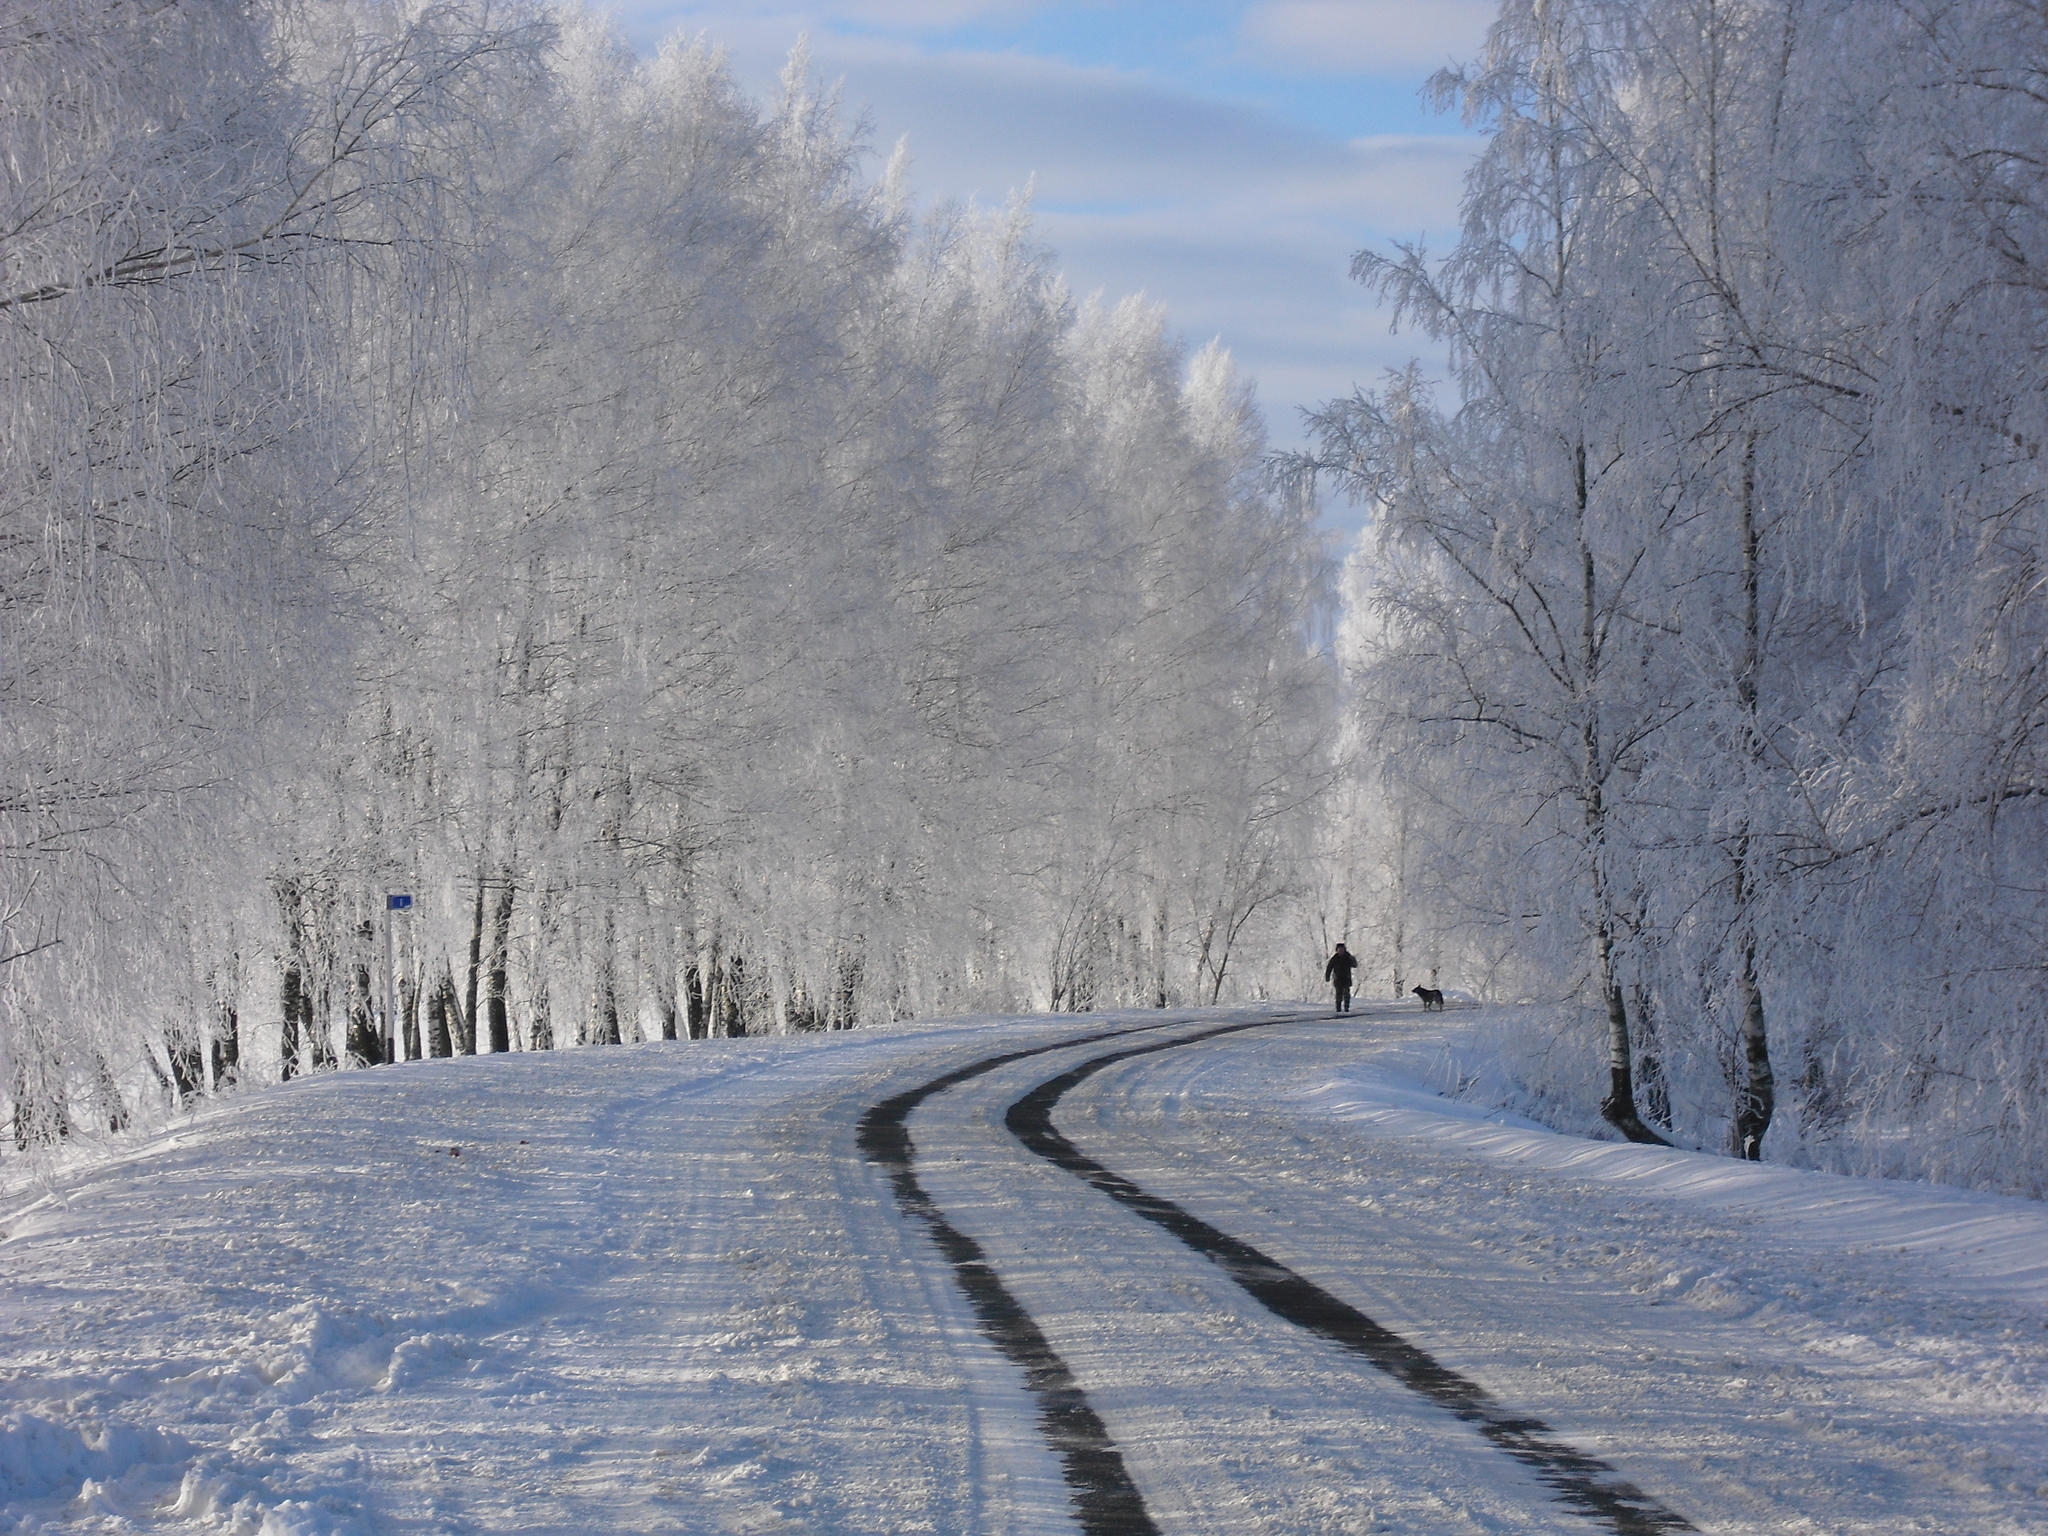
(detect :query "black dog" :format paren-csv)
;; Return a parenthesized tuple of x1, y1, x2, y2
(1412, 985, 1445, 1011)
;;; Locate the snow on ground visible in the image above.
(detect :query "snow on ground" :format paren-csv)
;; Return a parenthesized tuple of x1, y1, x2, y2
(1305, 1024, 2048, 1313)
(1, 1003, 2044, 1534)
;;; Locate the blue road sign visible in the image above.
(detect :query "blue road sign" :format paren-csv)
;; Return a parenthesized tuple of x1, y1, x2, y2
(387, 894, 414, 910)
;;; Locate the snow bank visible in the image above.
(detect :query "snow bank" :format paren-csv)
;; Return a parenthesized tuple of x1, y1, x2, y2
(0, 1414, 185, 1501)
(1298, 1038, 2048, 1314)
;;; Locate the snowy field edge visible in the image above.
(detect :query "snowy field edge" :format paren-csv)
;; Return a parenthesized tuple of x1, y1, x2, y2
(1289, 1007, 2048, 1313)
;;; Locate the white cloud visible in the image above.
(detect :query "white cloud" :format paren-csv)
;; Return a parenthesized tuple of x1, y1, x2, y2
(825, 0, 1036, 21)
(1241, 0, 1495, 75)
(1033, 144, 1468, 455)
(599, 4, 1477, 514)
(618, 0, 1039, 27)
(611, 1, 1048, 47)
(1348, 136, 1480, 232)
(820, 48, 1345, 203)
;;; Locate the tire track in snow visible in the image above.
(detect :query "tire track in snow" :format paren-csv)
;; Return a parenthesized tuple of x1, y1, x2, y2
(1006, 1018, 1697, 1536)
(858, 1019, 1195, 1536)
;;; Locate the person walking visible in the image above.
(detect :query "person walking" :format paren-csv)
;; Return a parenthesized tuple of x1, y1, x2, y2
(1324, 943, 1358, 1015)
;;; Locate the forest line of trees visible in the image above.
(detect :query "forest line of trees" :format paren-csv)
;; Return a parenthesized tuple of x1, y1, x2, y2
(10, 0, 2046, 1202)
(1307, 0, 2048, 1194)
(1, 0, 1334, 1142)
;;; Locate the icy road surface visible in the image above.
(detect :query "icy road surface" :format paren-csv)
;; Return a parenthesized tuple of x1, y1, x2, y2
(3, 1004, 2046, 1534)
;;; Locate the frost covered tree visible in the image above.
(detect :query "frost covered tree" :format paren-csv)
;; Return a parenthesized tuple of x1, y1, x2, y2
(3, 0, 1334, 1142)
(1315, 0, 2048, 1194)
(1306, 0, 1685, 1144)
(1, 0, 543, 1122)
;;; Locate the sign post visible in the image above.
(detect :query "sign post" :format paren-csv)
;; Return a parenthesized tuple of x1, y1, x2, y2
(384, 893, 413, 1062)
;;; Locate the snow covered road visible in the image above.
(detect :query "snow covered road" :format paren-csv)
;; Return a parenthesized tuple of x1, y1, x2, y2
(3, 1005, 2045, 1534)
(885, 1013, 1688, 1534)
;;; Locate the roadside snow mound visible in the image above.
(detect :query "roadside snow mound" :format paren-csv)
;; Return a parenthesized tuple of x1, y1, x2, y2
(0, 1411, 185, 1500)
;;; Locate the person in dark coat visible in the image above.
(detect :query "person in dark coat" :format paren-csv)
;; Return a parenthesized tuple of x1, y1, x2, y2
(1324, 943, 1359, 1014)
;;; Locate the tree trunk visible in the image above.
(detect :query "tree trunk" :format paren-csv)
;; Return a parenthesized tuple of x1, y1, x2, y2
(684, 957, 708, 1039)
(1591, 849, 1668, 1146)
(1732, 938, 1776, 1159)
(346, 919, 381, 1066)
(1729, 430, 1775, 1159)
(529, 977, 554, 1051)
(441, 958, 473, 1054)
(1598, 975, 1671, 1145)
(464, 874, 486, 1054)
(92, 1051, 130, 1129)
(1152, 897, 1169, 1007)
(309, 970, 336, 1072)
(281, 961, 305, 1080)
(211, 995, 240, 1087)
(401, 969, 421, 1061)
(722, 952, 748, 1037)
(1576, 438, 1668, 1148)
(1191, 916, 1218, 1008)
(426, 972, 452, 1057)
(1206, 908, 1237, 1004)
(166, 1032, 203, 1099)
(1631, 982, 1671, 1131)
(346, 960, 380, 1065)
(1391, 807, 1410, 996)
(276, 877, 309, 1079)
(485, 878, 514, 1053)
(597, 912, 621, 1045)
(529, 882, 555, 1049)
(833, 949, 861, 1029)
(11, 1046, 70, 1149)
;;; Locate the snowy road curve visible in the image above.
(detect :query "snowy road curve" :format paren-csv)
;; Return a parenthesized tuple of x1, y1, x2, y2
(3, 1005, 2045, 1533)
(1016, 1018, 1691, 1532)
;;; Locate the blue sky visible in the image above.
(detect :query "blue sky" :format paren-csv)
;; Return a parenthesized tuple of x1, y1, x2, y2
(605, 2, 1496, 535)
